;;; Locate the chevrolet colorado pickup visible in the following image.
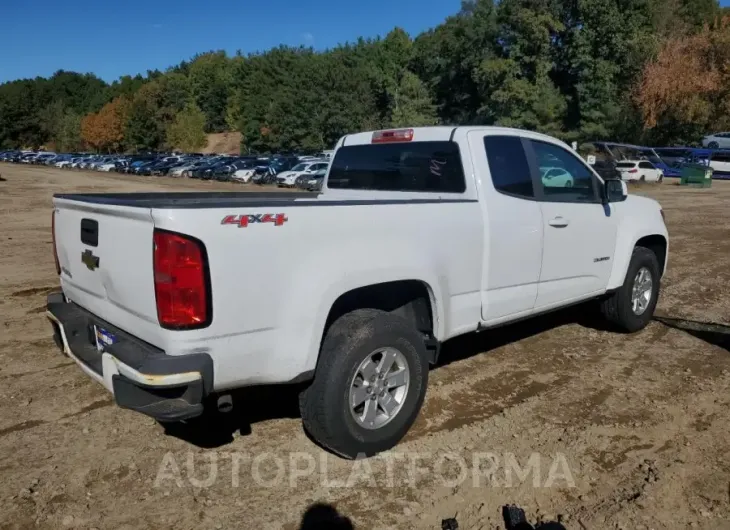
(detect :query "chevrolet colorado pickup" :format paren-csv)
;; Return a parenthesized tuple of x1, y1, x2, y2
(47, 126, 668, 458)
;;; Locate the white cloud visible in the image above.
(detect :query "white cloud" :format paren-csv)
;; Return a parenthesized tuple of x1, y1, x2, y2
(302, 32, 314, 45)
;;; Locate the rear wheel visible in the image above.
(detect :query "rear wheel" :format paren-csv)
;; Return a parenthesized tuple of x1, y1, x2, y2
(709, 141, 720, 149)
(600, 247, 661, 332)
(299, 309, 429, 459)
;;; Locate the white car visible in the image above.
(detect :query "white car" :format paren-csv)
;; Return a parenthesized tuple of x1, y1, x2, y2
(48, 126, 668, 458)
(702, 132, 730, 149)
(227, 160, 259, 183)
(540, 167, 574, 188)
(232, 168, 256, 183)
(615, 160, 664, 182)
(277, 161, 329, 187)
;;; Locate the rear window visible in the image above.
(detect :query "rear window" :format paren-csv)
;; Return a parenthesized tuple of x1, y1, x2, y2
(616, 162, 637, 168)
(327, 142, 466, 193)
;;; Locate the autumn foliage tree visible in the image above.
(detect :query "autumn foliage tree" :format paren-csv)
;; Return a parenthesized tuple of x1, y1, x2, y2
(166, 103, 207, 152)
(635, 16, 730, 143)
(80, 96, 130, 152)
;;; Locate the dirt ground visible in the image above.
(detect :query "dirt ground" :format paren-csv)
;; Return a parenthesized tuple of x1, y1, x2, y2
(1, 163, 730, 530)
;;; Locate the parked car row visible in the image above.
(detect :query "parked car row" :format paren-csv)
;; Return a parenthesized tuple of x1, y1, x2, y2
(0, 150, 331, 189)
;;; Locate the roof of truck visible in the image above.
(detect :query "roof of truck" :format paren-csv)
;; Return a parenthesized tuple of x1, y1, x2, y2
(340, 126, 568, 149)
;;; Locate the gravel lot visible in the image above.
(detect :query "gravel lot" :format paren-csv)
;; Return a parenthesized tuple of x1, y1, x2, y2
(1, 163, 729, 530)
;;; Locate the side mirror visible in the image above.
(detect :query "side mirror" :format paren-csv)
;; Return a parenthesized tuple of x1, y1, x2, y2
(604, 178, 627, 203)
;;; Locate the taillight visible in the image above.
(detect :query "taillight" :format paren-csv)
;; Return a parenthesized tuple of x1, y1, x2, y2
(153, 229, 211, 329)
(52, 210, 60, 275)
(629, 169, 638, 174)
(372, 129, 414, 143)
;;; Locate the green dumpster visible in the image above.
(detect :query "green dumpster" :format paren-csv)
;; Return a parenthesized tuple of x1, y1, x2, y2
(680, 163, 713, 188)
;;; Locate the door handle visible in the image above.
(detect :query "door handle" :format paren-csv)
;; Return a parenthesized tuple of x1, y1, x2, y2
(548, 217, 570, 228)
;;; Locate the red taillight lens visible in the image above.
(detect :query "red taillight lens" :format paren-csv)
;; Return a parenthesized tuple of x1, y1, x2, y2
(153, 230, 210, 329)
(629, 169, 638, 174)
(372, 129, 414, 143)
(52, 210, 60, 275)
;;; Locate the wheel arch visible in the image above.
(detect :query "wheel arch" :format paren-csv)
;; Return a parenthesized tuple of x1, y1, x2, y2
(314, 279, 442, 369)
(635, 234, 668, 277)
(607, 232, 668, 290)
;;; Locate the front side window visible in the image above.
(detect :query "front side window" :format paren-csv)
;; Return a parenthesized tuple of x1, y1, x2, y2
(328, 141, 466, 193)
(531, 140, 598, 203)
(483, 136, 533, 198)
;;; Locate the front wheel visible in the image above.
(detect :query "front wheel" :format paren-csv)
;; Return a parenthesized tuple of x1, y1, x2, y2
(600, 247, 661, 332)
(299, 309, 429, 459)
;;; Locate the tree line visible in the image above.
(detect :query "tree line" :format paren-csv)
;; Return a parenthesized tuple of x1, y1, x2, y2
(1, 0, 729, 154)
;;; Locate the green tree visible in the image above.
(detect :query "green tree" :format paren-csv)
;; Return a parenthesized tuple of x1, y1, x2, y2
(56, 111, 83, 152)
(390, 71, 439, 127)
(124, 85, 165, 151)
(188, 51, 233, 132)
(475, 0, 567, 136)
(166, 103, 207, 152)
(412, 0, 499, 124)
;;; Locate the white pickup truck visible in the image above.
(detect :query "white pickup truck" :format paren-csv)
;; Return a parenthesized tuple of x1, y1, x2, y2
(47, 126, 668, 458)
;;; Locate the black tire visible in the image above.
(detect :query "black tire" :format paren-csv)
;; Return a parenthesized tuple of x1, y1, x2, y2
(600, 247, 661, 332)
(640, 175, 646, 182)
(709, 142, 719, 149)
(299, 309, 429, 459)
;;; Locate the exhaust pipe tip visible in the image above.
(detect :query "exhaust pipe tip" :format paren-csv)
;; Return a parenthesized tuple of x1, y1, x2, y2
(217, 394, 233, 414)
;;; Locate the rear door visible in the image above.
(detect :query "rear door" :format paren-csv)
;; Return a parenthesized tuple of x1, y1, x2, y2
(526, 139, 618, 309)
(470, 132, 543, 322)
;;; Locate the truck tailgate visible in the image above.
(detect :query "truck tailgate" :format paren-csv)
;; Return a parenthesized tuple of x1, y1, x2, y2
(53, 198, 160, 342)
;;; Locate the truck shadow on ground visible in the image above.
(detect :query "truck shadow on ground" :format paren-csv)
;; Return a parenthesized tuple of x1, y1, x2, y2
(160, 304, 636, 449)
(653, 315, 730, 353)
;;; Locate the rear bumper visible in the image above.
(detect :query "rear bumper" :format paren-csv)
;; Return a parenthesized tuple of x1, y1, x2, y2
(46, 292, 213, 422)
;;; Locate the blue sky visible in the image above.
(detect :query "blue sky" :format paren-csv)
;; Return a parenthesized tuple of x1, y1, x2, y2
(2, 0, 729, 84)
(0, 0, 462, 83)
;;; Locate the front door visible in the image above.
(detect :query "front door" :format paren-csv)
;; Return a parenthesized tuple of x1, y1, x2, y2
(526, 139, 618, 309)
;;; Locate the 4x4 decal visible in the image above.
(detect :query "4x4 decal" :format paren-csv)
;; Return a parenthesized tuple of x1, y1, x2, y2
(221, 214, 288, 228)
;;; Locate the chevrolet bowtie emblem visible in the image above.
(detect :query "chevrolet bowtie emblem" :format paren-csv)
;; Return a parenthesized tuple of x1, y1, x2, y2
(81, 249, 100, 271)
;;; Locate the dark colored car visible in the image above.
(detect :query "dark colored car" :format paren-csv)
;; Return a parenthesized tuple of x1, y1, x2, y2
(153, 158, 198, 176)
(193, 158, 233, 179)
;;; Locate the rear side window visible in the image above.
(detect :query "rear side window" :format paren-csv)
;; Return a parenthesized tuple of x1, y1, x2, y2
(327, 142, 466, 193)
(484, 136, 533, 198)
(639, 161, 654, 169)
